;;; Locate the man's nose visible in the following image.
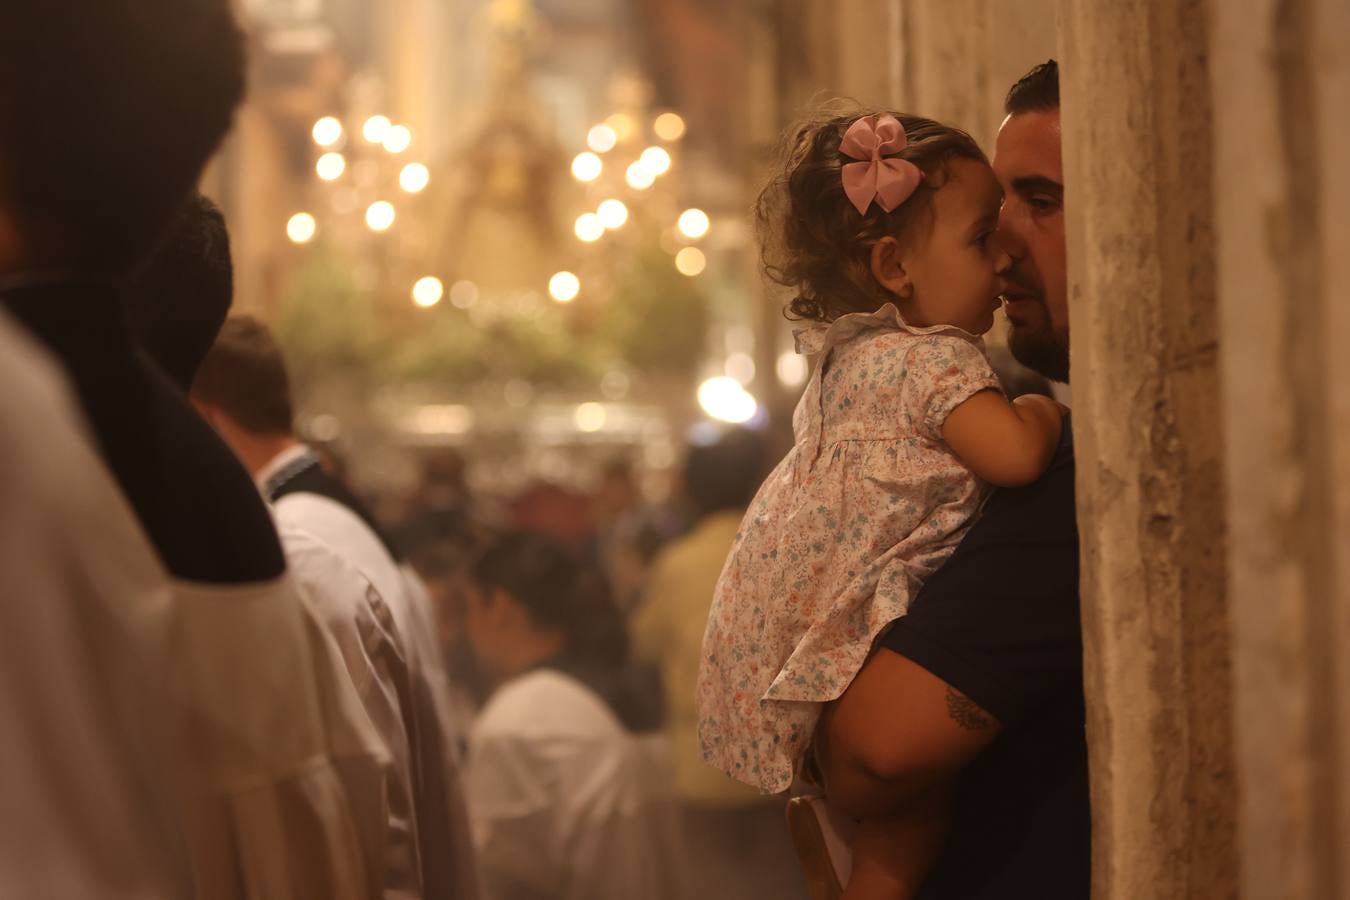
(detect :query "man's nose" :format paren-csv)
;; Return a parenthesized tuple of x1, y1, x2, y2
(989, 229, 1017, 276)
(995, 200, 1029, 255)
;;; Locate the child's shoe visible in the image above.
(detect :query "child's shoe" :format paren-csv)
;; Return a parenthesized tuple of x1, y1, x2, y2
(786, 795, 854, 900)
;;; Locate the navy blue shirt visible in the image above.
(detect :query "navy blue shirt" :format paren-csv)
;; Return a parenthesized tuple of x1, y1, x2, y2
(881, 422, 1088, 899)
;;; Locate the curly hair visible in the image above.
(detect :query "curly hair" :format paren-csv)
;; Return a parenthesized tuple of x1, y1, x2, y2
(757, 104, 987, 323)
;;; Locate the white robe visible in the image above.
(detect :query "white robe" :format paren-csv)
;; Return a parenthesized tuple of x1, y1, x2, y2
(465, 670, 686, 900)
(0, 312, 187, 898)
(264, 455, 480, 900)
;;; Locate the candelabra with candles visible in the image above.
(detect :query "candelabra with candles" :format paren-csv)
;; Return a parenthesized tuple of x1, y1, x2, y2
(556, 107, 759, 426)
(286, 112, 441, 311)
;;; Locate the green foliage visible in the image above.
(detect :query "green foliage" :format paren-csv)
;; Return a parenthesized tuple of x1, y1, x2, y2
(275, 241, 707, 394)
(596, 244, 709, 377)
(274, 249, 384, 388)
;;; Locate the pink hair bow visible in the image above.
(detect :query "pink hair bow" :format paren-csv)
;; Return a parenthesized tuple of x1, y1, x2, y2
(840, 114, 923, 215)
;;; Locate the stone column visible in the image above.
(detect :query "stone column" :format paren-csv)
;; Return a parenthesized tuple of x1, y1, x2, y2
(896, 0, 1056, 148)
(1212, 0, 1350, 896)
(1058, 0, 1238, 897)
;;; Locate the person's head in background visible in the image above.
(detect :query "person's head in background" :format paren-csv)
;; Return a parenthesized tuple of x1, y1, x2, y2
(125, 195, 233, 391)
(465, 531, 629, 685)
(681, 427, 768, 523)
(994, 60, 1069, 383)
(593, 456, 640, 525)
(191, 315, 299, 475)
(0, 1, 244, 277)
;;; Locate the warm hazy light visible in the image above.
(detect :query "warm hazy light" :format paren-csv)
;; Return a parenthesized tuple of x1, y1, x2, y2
(287, 212, 317, 244)
(654, 112, 687, 142)
(400, 163, 430, 193)
(698, 377, 758, 424)
(675, 246, 707, 276)
(626, 161, 656, 190)
(412, 277, 444, 308)
(449, 281, 479, 309)
(606, 113, 637, 141)
(726, 352, 756, 384)
(549, 271, 581, 303)
(363, 115, 392, 144)
(384, 125, 413, 154)
(365, 201, 396, 232)
(571, 151, 603, 182)
(777, 351, 809, 387)
(574, 402, 608, 433)
(597, 199, 629, 229)
(587, 124, 618, 153)
(313, 117, 344, 147)
(640, 146, 672, 176)
(677, 208, 711, 240)
(316, 152, 346, 181)
(575, 212, 605, 242)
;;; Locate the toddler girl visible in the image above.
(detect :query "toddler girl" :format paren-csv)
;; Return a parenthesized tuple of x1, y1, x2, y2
(696, 110, 1064, 898)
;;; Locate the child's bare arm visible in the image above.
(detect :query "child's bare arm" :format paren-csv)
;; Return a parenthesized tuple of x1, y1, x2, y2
(941, 391, 1063, 488)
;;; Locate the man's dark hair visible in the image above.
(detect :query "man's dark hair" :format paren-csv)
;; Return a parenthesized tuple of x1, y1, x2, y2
(683, 428, 767, 520)
(1005, 60, 1060, 115)
(193, 315, 295, 436)
(127, 195, 234, 392)
(0, 1, 246, 274)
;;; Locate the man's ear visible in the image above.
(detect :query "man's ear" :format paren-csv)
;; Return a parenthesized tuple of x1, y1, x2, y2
(870, 236, 914, 300)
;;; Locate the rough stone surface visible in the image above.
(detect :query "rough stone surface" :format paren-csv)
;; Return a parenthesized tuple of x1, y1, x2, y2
(1059, 0, 1238, 897)
(1213, 0, 1350, 896)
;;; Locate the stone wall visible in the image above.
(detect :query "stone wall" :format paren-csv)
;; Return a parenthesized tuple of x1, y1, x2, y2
(1212, 0, 1350, 896)
(1059, 0, 1238, 896)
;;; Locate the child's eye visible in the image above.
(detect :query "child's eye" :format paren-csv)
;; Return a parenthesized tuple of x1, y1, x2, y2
(974, 231, 993, 248)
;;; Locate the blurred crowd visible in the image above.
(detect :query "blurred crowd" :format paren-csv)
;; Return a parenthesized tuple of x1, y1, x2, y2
(0, 2, 804, 899)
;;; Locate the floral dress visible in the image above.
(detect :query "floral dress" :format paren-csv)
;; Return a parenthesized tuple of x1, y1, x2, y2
(696, 304, 1004, 793)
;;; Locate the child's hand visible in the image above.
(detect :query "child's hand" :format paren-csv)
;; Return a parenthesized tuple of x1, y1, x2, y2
(944, 391, 1063, 488)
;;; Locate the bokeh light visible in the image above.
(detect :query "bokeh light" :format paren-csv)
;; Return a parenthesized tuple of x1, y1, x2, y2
(362, 115, 392, 144)
(316, 152, 347, 182)
(777, 351, 809, 387)
(574, 402, 608, 433)
(412, 277, 444, 308)
(383, 125, 413, 154)
(449, 280, 480, 309)
(286, 212, 317, 244)
(698, 377, 758, 424)
(677, 208, 711, 240)
(654, 112, 687, 142)
(640, 146, 672, 176)
(366, 201, 396, 232)
(587, 124, 618, 153)
(726, 352, 756, 384)
(549, 271, 581, 303)
(575, 212, 605, 242)
(626, 161, 656, 190)
(399, 162, 430, 193)
(597, 199, 629, 230)
(571, 152, 603, 182)
(675, 246, 707, 276)
(312, 117, 344, 147)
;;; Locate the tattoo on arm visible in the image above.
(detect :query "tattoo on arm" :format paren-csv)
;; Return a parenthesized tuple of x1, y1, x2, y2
(945, 686, 995, 731)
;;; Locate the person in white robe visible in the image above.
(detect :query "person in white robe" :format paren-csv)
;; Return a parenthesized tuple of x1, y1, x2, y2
(189, 315, 481, 900)
(0, 311, 188, 898)
(461, 532, 685, 900)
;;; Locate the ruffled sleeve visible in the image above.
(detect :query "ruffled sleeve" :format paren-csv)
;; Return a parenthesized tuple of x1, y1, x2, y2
(903, 334, 1003, 441)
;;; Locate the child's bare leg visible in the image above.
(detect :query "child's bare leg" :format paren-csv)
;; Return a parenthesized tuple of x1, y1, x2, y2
(840, 791, 951, 900)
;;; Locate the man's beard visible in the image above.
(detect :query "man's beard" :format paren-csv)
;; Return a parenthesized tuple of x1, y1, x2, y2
(1008, 323, 1070, 383)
